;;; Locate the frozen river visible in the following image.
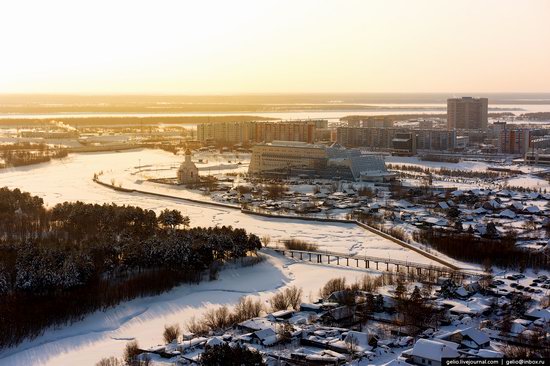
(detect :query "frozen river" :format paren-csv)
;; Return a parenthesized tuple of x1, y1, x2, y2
(1, 103, 550, 122)
(0, 149, 433, 262)
(0, 149, 456, 365)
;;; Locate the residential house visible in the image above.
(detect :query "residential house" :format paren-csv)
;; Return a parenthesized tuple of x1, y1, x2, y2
(407, 339, 460, 366)
(446, 327, 491, 349)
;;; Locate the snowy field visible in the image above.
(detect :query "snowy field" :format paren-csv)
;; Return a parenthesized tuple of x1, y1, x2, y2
(0, 149, 436, 263)
(385, 155, 546, 174)
(0, 251, 389, 366)
(506, 174, 550, 190)
(0, 149, 456, 365)
(386, 156, 550, 192)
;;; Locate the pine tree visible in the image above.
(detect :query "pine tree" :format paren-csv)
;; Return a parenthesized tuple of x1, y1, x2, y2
(158, 209, 186, 229)
(375, 294, 384, 312)
(0, 267, 8, 295)
(486, 222, 498, 238)
(409, 286, 422, 303)
(394, 279, 407, 300)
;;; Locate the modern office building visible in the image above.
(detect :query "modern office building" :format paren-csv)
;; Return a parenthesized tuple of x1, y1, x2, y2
(249, 140, 327, 174)
(346, 119, 362, 128)
(447, 97, 488, 130)
(248, 141, 392, 181)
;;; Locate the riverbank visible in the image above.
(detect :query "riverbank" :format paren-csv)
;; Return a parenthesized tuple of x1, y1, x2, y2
(93, 175, 464, 270)
(0, 148, 477, 269)
(0, 148, 481, 365)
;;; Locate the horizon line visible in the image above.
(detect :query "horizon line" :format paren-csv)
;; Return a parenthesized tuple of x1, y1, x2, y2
(2, 91, 550, 97)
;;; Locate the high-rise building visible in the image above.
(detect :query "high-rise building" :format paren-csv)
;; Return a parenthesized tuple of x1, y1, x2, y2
(253, 121, 316, 144)
(336, 127, 456, 152)
(447, 97, 488, 130)
(499, 128, 532, 154)
(197, 121, 255, 144)
(489, 122, 536, 154)
(196, 120, 326, 145)
(363, 116, 394, 128)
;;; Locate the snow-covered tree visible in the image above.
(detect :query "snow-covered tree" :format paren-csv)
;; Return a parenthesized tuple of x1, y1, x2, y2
(158, 209, 187, 229)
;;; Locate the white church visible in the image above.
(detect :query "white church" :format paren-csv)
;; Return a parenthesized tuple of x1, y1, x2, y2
(177, 148, 200, 184)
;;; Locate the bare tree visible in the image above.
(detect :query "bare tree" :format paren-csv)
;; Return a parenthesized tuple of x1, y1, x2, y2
(123, 340, 141, 366)
(261, 235, 271, 247)
(186, 316, 210, 336)
(96, 357, 123, 366)
(163, 324, 181, 344)
(270, 286, 303, 311)
(319, 277, 347, 298)
(232, 296, 263, 322)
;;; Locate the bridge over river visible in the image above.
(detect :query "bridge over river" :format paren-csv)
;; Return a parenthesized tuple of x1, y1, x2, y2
(274, 248, 481, 279)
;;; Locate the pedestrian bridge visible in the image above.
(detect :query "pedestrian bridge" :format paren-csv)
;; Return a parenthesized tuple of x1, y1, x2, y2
(273, 248, 480, 279)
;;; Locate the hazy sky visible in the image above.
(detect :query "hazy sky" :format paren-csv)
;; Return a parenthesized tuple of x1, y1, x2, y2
(1, 0, 549, 94)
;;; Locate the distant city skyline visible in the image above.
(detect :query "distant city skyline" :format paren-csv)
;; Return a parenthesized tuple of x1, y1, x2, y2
(1, 0, 549, 94)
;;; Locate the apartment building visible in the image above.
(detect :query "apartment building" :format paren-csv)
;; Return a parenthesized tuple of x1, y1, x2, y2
(336, 127, 456, 152)
(197, 120, 327, 145)
(489, 122, 534, 154)
(447, 97, 488, 130)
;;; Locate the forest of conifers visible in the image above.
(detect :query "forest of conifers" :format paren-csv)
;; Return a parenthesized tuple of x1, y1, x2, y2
(0, 187, 261, 349)
(0, 142, 68, 168)
(413, 228, 550, 270)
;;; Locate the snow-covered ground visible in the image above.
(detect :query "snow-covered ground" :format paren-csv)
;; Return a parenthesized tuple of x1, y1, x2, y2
(0, 149, 439, 265)
(506, 174, 550, 190)
(385, 155, 547, 175)
(0, 251, 386, 366)
(0, 149, 453, 365)
(387, 156, 549, 192)
(0, 148, 546, 365)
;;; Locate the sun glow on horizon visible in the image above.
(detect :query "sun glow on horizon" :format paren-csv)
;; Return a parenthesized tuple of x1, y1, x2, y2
(1, 0, 549, 94)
